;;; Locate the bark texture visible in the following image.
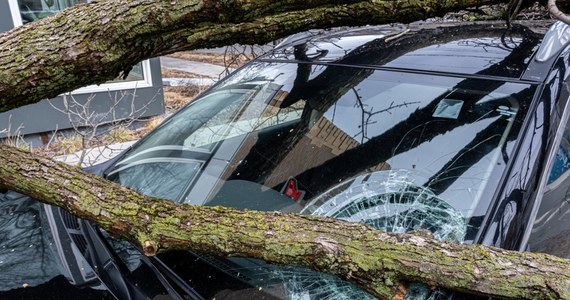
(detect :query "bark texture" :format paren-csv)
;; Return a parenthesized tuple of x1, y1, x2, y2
(0, 0, 516, 112)
(2, 0, 570, 299)
(1, 144, 570, 299)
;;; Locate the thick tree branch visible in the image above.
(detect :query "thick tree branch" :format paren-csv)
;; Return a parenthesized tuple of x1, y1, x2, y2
(0, 144, 569, 299)
(0, 0, 512, 113)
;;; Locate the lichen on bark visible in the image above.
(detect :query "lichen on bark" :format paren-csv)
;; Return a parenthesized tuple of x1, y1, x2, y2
(0, 0, 511, 112)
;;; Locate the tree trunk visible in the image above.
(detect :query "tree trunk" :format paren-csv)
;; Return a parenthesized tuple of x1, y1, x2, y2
(1, 144, 570, 300)
(2, 0, 570, 299)
(0, 0, 514, 112)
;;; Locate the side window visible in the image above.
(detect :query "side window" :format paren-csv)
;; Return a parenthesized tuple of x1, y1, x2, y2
(527, 111, 570, 258)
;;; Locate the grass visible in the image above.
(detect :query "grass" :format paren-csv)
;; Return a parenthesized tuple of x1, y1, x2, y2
(141, 117, 164, 133)
(105, 126, 135, 143)
(2, 132, 30, 152)
(163, 85, 204, 111)
(1, 118, 31, 151)
(52, 134, 83, 155)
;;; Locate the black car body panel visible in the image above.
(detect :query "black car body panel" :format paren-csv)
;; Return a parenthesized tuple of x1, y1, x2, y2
(482, 42, 570, 250)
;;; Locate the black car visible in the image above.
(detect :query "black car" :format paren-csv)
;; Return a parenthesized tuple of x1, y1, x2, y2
(2, 20, 570, 299)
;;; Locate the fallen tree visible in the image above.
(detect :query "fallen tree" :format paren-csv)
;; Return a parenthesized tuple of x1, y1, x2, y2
(2, 144, 570, 299)
(1, 0, 570, 299)
(0, 0, 519, 111)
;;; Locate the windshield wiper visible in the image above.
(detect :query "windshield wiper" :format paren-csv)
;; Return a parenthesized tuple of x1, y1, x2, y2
(80, 219, 204, 300)
(142, 254, 206, 300)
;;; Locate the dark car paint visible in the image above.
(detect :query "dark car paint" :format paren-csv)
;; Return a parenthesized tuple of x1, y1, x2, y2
(265, 23, 543, 81)
(480, 44, 570, 250)
(0, 191, 116, 299)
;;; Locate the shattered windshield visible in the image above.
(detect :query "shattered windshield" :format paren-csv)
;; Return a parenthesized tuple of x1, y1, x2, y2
(107, 61, 535, 299)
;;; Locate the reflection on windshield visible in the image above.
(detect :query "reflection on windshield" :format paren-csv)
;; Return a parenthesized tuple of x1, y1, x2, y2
(0, 192, 110, 298)
(0, 194, 60, 291)
(528, 112, 570, 258)
(111, 61, 533, 219)
(108, 60, 535, 299)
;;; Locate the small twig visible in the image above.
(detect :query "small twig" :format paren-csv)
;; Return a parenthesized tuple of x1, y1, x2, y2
(384, 29, 411, 43)
(549, 0, 570, 24)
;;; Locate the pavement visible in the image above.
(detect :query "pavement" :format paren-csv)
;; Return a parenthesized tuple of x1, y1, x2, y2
(162, 77, 217, 87)
(55, 141, 136, 167)
(160, 56, 233, 80)
(160, 56, 235, 87)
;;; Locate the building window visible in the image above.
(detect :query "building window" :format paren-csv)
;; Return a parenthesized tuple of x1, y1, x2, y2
(18, 0, 90, 24)
(8, 0, 153, 93)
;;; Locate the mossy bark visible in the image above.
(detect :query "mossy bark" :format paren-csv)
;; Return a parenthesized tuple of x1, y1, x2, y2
(1, 144, 570, 299)
(0, 0, 514, 112)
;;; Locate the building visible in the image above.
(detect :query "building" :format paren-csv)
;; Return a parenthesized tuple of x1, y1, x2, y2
(0, 0, 164, 145)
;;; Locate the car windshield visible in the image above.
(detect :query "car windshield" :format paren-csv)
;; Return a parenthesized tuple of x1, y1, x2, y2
(106, 60, 535, 298)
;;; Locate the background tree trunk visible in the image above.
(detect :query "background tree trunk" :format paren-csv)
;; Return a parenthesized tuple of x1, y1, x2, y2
(2, 0, 570, 299)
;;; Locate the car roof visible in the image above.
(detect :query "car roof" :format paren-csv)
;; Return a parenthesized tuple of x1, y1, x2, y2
(262, 21, 566, 82)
